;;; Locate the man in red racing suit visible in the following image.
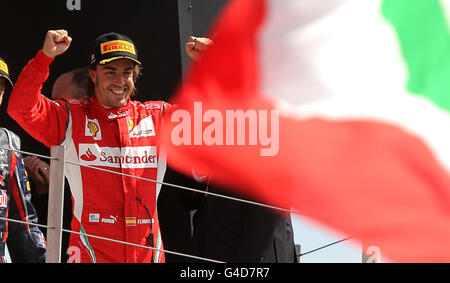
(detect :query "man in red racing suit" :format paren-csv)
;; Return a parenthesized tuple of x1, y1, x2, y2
(8, 30, 170, 263)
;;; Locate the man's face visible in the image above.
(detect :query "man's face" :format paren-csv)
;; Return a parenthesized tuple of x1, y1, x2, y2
(0, 78, 5, 106)
(89, 59, 135, 108)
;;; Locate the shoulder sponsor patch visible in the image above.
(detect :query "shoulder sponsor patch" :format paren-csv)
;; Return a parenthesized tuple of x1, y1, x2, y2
(0, 172, 6, 187)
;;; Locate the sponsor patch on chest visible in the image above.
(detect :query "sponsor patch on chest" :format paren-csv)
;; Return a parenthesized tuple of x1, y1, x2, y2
(85, 118, 102, 141)
(129, 116, 156, 138)
(79, 144, 158, 168)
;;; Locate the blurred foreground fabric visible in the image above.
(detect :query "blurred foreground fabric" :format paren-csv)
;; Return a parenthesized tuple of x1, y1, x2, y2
(161, 0, 450, 262)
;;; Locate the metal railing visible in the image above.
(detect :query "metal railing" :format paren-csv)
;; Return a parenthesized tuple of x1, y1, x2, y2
(0, 145, 353, 263)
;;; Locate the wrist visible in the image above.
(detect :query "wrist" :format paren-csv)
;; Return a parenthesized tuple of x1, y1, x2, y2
(36, 50, 55, 67)
(40, 49, 55, 59)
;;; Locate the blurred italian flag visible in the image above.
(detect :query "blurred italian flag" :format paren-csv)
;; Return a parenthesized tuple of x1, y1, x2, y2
(161, 0, 450, 262)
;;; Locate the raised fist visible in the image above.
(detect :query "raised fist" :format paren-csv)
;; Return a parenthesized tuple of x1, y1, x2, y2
(186, 36, 213, 62)
(42, 29, 72, 58)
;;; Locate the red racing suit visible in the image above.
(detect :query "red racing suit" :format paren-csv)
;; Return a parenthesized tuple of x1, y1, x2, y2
(8, 50, 168, 263)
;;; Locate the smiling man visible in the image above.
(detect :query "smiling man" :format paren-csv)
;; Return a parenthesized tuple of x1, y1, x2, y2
(8, 30, 170, 263)
(87, 32, 142, 109)
(91, 59, 134, 107)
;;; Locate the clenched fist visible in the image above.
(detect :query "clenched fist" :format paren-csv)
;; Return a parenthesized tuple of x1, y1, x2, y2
(186, 36, 213, 62)
(42, 30, 72, 58)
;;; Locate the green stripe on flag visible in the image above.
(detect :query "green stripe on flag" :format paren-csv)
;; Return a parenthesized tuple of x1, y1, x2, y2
(382, 0, 450, 112)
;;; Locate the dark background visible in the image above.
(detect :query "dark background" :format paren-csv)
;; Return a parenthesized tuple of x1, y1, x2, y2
(0, 0, 183, 154)
(0, 0, 228, 262)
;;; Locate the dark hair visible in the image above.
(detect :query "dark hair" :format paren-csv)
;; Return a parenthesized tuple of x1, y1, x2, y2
(87, 63, 142, 97)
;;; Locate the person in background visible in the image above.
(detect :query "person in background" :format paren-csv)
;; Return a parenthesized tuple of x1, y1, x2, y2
(52, 68, 89, 102)
(0, 57, 46, 263)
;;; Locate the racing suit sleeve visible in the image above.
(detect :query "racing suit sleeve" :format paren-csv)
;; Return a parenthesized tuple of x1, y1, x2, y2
(7, 50, 69, 148)
(5, 130, 46, 263)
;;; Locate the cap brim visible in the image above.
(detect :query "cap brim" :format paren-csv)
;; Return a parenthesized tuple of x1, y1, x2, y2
(0, 74, 13, 87)
(99, 56, 141, 66)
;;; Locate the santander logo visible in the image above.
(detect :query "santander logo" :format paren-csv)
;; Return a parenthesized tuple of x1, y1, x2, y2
(80, 148, 97, 162)
(78, 144, 158, 169)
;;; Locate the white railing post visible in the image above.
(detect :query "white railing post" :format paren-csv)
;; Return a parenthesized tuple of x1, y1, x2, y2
(45, 146, 66, 263)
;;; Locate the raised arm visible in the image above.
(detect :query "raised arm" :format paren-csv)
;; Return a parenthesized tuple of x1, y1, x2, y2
(7, 30, 73, 147)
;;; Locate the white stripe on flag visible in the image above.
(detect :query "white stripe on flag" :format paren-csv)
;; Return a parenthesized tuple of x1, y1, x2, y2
(259, 0, 407, 105)
(259, 0, 450, 174)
